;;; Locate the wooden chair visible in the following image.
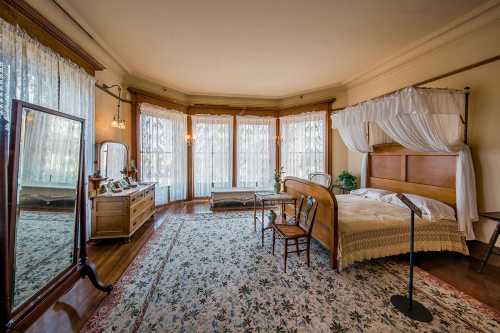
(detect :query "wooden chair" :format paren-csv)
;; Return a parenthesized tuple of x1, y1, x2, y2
(272, 196, 318, 272)
(284, 194, 305, 223)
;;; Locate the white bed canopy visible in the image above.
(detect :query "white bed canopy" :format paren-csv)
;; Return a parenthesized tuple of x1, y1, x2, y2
(332, 87, 478, 240)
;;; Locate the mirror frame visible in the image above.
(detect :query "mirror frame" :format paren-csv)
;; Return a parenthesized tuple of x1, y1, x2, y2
(96, 140, 129, 179)
(0, 100, 112, 331)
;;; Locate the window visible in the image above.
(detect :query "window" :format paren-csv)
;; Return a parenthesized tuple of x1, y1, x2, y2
(236, 116, 276, 188)
(280, 111, 326, 179)
(140, 103, 187, 204)
(192, 115, 232, 196)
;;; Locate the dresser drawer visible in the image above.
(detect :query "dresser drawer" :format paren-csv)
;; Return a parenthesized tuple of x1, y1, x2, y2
(130, 191, 145, 206)
(95, 198, 128, 215)
(131, 192, 154, 217)
(130, 201, 155, 231)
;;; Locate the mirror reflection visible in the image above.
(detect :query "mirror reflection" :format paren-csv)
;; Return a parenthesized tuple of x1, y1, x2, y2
(99, 142, 127, 180)
(13, 107, 82, 309)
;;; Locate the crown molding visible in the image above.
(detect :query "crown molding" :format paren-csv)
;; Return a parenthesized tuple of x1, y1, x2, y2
(343, 0, 500, 89)
(50, 0, 131, 73)
(1, 0, 105, 72)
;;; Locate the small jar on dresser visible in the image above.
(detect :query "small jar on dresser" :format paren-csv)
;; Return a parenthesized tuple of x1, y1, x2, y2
(91, 183, 156, 240)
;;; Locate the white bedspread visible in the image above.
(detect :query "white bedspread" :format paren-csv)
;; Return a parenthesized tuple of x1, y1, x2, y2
(337, 195, 469, 269)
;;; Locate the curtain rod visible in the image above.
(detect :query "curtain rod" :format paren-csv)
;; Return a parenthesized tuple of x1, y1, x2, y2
(333, 53, 500, 113)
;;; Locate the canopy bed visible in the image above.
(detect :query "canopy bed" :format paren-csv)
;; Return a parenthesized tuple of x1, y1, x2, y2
(283, 86, 477, 270)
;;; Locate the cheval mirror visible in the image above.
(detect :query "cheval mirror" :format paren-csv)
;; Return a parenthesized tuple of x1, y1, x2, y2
(0, 100, 111, 331)
(98, 141, 128, 180)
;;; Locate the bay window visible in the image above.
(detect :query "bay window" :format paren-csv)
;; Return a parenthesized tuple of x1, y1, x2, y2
(140, 103, 187, 204)
(236, 116, 276, 188)
(280, 111, 326, 179)
(192, 115, 233, 196)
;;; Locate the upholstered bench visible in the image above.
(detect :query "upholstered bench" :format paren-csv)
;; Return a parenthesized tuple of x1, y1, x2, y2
(210, 187, 273, 210)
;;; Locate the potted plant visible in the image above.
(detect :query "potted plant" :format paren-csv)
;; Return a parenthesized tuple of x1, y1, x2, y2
(337, 170, 357, 191)
(273, 167, 284, 193)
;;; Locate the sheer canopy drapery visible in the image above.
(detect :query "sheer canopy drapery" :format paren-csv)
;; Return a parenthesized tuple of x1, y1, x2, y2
(332, 87, 477, 239)
(236, 116, 276, 188)
(0, 18, 95, 235)
(280, 111, 325, 179)
(192, 115, 233, 197)
(140, 103, 187, 204)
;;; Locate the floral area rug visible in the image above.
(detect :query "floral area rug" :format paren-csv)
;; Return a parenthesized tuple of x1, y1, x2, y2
(14, 210, 75, 308)
(84, 211, 500, 332)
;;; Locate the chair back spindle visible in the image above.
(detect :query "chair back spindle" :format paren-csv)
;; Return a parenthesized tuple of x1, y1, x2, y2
(298, 196, 318, 235)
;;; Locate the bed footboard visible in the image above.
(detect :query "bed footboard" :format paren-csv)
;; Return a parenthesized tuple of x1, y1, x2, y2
(283, 177, 339, 268)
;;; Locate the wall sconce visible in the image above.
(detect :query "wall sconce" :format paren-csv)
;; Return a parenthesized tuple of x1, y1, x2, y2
(185, 134, 193, 146)
(104, 84, 126, 130)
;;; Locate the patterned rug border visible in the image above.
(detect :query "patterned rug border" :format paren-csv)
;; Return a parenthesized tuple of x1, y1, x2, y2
(82, 212, 179, 333)
(83, 211, 500, 331)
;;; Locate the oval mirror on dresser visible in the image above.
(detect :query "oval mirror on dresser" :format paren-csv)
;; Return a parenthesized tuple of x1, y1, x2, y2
(98, 141, 128, 180)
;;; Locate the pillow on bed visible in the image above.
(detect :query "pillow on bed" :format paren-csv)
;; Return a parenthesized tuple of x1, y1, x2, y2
(350, 188, 394, 200)
(381, 193, 456, 221)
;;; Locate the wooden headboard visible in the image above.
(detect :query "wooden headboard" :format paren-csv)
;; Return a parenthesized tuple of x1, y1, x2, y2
(367, 143, 457, 205)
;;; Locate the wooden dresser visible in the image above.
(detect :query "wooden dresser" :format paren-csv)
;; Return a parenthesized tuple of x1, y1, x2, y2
(91, 183, 156, 240)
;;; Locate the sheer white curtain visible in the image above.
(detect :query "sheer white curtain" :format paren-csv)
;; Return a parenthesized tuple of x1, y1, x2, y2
(0, 18, 95, 236)
(0, 18, 59, 119)
(140, 103, 187, 204)
(280, 111, 325, 179)
(192, 115, 232, 196)
(332, 87, 477, 239)
(236, 116, 275, 188)
(333, 119, 371, 187)
(22, 112, 82, 187)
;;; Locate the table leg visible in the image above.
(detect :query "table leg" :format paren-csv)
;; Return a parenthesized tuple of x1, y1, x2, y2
(479, 223, 500, 273)
(253, 194, 257, 232)
(261, 199, 265, 246)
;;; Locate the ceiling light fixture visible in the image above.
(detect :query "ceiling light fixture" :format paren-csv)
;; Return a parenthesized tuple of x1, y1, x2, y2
(104, 84, 126, 130)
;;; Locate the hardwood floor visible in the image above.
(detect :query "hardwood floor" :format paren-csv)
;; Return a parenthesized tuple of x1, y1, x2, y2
(24, 201, 499, 332)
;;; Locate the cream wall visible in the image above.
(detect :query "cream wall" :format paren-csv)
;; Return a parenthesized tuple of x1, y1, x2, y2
(342, 17, 500, 245)
(95, 71, 133, 156)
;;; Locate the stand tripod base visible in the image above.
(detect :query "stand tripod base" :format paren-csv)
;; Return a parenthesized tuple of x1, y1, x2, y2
(391, 295, 433, 322)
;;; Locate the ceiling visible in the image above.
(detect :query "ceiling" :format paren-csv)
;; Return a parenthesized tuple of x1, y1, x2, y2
(64, 0, 486, 98)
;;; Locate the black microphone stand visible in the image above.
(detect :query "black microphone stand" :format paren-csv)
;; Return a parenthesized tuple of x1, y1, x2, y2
(390, 194, 433, 322)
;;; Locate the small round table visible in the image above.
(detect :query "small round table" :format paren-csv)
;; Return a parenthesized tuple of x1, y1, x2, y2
(253, 192, 297, 246)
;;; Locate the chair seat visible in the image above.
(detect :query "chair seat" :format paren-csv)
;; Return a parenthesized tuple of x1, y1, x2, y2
(274, 224, 306, 238)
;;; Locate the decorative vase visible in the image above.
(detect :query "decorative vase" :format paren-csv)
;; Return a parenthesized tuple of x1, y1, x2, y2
(268, 210, 277, 224)
(274, 181, 280, 194)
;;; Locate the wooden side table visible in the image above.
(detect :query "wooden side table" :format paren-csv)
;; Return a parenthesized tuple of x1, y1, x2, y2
(478, 212, 500, 273)
(254, 192, 297, 246)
